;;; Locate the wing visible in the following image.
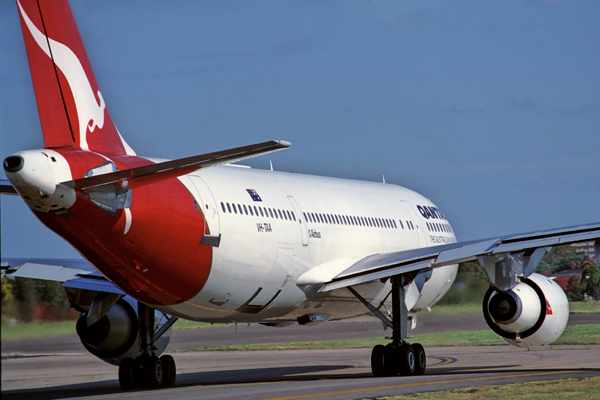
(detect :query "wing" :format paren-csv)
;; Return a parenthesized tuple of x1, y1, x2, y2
(319, 222, 600, 292)
(1, 258, 124, 294)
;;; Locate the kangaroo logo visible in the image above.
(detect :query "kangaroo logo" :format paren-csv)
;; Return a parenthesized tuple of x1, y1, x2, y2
(18, 0, 105, 151)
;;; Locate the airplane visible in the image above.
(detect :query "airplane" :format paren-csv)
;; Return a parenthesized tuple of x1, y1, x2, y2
(2, 0, 599, 390)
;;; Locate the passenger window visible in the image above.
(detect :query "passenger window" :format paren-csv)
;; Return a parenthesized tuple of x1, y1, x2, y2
(221, 202, 226, 212)
(249, 206, 254, 216)
(303, 212, 307, 221)
(243, 204, 248, 215)
(268, 208, 274, 218)
(227, 203, 231, 213)
(259, 207, 264, 217)
(233, 204, 238, 214)
(290, 211, 295, 221)
(334, 215, 339, 224)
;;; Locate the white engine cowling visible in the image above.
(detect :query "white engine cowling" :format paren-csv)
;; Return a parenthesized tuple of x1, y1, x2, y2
(483, 273, 569, 349)
(76, 297, 171, 365)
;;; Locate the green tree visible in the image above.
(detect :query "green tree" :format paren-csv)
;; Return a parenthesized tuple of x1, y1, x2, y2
(1, 277, 14, 303)
(566, 274, 585, 301)
(582, 262, 600, 299)
(536, 245, 590, 273)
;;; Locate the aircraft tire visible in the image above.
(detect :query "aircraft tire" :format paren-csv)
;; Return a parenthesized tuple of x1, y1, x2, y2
(397, 343, 416, 376)
(144, 356, 164, 388)
(412, 343, 426, 375)
(371, 345, 389, 377)
(160, 354, 177, 387)
(118, 358, 135, 390)
(132, 357, 145, 387)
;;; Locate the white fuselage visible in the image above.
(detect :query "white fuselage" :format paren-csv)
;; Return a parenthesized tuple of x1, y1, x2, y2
(154, 164, 458, 323)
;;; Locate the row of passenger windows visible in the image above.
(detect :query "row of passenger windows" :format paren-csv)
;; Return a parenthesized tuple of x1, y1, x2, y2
(302, 211, 413, 231)
(427, 221, 453, 234)
(219, 201, 421, 232)
(221, 202, 297, 221)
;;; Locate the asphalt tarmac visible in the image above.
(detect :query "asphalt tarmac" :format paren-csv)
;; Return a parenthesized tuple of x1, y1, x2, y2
(2, 313, 599, 400)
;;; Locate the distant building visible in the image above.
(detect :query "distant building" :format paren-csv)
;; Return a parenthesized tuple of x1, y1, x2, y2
(571, 241, 596, 260)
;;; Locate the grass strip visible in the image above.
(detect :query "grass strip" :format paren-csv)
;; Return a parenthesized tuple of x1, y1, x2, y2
(371, 376, 600, 400)
(1, 301, 597, 341)
(188, 325, 600, 351)
(0, 320, 76, 341)
(569, 300, 600, 314)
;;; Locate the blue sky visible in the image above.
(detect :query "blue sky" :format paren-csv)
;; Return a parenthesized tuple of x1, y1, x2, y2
(1, 0, 599, 258)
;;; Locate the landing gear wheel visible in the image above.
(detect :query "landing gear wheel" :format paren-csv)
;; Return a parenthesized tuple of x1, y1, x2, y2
(412, 343, 426, 375)
(371, 345, 387, 377)
(397, 343, 416, 376)
(132, 357, 145, 387)
(144, 356, 164, 387)
(160, 355, 176, 387)
(118, 358, 135, 390)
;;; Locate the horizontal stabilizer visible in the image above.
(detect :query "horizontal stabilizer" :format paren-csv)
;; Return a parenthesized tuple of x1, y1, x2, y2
(1, 179, 18, 195)
(63, 140, 291, 190)
(1, 257, 123, 295)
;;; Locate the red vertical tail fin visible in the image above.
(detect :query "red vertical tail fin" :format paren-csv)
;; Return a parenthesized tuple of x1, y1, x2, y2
(17, 0, 134, 155)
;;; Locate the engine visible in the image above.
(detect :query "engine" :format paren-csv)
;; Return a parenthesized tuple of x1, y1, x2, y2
(75, 297, 171, 365)
(483, 272, 569, 349)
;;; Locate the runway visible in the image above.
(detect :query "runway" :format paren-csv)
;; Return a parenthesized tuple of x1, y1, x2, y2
(2, 345, 599, 400)
(3, 314, 599, 399)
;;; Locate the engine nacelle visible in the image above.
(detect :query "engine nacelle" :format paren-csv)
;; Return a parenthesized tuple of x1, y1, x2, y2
(76, 297, 171, 365)
(483, 273, 569, 349)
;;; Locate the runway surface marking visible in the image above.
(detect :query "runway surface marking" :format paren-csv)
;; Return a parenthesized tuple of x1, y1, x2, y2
(262, 370, 573, 400)
(428, 356, 455, 366)
(74, 370, 572, 400)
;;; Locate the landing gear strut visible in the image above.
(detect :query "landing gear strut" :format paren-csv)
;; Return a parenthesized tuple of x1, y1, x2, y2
(118, 303, 178, 389)
(349, 275, 426, 377)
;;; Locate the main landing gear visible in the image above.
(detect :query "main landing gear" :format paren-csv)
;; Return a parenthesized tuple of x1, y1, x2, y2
(119, 303, 178, 389)
(348, 275, 426, 377)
